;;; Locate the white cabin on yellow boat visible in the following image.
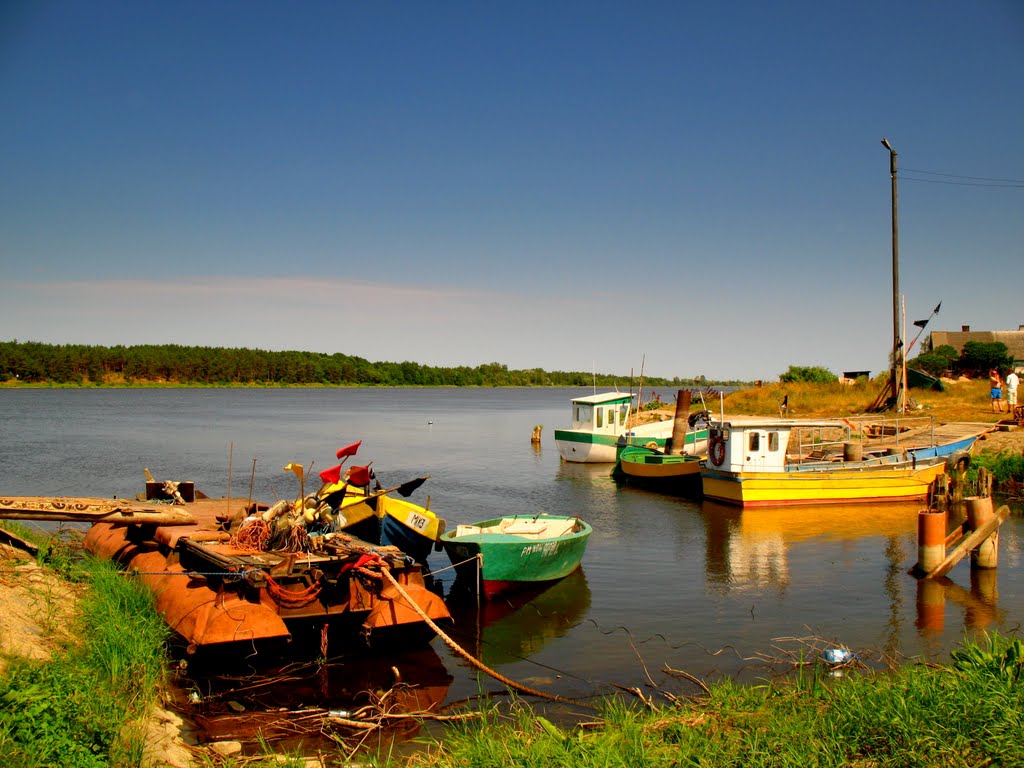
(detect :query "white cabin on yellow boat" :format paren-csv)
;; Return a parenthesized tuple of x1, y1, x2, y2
(699, 418, 956, 507)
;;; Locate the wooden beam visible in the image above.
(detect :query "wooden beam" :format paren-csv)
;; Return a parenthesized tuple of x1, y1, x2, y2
(0, 496, 196, 526)
(0, 525, 39, 555)
(920, 505, 1010, 580)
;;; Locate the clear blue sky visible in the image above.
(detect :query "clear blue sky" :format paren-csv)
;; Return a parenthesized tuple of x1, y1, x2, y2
(2, 1, 1022, 381)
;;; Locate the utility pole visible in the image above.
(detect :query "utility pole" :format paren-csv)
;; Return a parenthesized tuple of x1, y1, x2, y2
(881, 137, 901, 409)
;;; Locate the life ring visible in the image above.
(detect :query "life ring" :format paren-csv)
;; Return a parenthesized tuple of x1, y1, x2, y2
(645, 441, 659, 450)
(709, 436, 726, 466)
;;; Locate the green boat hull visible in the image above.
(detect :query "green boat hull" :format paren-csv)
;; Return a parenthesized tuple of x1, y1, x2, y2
(440, 514, 592, 599)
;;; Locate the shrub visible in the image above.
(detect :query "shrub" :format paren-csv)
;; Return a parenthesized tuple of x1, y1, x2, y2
(779, 366, 838, 384)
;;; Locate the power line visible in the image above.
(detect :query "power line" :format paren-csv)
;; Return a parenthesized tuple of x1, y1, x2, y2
(901, 175, 1024, 189)
(902, 166, 1024, 185)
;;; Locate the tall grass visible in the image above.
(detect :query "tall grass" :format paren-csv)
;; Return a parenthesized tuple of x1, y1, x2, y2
(722, 378, 1001, 423)
(404, 632, 1024, 768)
(0, 557, 170, 768)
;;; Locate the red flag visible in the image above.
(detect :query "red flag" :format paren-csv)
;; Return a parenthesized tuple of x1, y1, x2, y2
(348, 464, 371, 486)
(319, 464, 342, 485)
(336, 441, 362, 459)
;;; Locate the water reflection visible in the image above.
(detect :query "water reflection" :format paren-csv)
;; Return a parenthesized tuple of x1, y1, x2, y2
(698, 501, 923, 596)
(179, 644, 453, 752)
(915, 570, 1003, 637)
(446, 568, 592, 667)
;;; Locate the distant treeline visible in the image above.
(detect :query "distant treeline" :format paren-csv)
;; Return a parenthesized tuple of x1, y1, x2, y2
(0, 341, 721, 388)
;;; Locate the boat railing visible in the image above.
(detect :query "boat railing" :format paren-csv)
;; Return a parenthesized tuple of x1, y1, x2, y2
(789, 415, 936, 464)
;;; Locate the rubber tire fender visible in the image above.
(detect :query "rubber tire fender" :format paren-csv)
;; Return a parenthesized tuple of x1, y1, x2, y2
(945, 449, 971, 474)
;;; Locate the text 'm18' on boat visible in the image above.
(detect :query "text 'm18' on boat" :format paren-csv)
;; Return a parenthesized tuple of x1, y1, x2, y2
(440, 514, 592, 599)
(554, 390, 707, 463)
(699, 416, 985, 508)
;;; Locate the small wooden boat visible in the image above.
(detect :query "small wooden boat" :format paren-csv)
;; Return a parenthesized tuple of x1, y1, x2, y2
(699, 416, 989, 507)
(440, 514, 591, 599)
(318, 476, 445, 564)
(554, 391, 708, 463)
(612, 444, 703, 496)
(907, 367, 944, 392)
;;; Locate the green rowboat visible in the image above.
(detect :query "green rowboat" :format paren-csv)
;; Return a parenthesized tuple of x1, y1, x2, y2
(440, 514, 592, 599)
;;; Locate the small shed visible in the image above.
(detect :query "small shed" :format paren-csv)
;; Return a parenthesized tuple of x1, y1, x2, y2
(840, 370, 871, 385)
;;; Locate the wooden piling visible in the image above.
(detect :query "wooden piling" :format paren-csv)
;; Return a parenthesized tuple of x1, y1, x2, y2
(966, 496, 998, 569)
(917, 509, 946, 575)
(919, 505, 1010, 580)
(667, 389, 692, 456)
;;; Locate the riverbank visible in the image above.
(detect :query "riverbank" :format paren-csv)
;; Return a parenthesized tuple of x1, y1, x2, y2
(406, 636, 1024, 767)
(2, 379, 1022, 766)
(0, 535, 190, 768)
(6, 530, 1023, 768)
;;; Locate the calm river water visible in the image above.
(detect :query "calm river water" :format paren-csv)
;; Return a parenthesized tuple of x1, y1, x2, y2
(2, 387, 1022, 737)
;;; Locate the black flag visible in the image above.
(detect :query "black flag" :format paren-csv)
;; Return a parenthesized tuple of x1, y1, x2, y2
(396, 477, 428, 497)
(913, 300, 941, 328)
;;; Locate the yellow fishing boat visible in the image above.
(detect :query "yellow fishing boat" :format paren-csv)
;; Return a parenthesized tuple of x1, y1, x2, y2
(699, 417, 983, 507)
(322, 480, 446, 564)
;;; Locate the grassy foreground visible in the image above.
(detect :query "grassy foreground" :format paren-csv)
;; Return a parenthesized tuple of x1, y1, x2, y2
(0, 548, 170, 768)
(404, 632, 1024, 767)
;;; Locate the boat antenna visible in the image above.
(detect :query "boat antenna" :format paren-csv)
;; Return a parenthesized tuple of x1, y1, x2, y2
(593, 361, 596, 395)
(636, 354, 646, 411)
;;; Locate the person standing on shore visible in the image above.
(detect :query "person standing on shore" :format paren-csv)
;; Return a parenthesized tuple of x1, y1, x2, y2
(1006, 368, 1019, 415)
(989, 369, 1004, 413)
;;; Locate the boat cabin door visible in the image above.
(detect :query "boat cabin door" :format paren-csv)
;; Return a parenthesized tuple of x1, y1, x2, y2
(741, 428, 782, 471)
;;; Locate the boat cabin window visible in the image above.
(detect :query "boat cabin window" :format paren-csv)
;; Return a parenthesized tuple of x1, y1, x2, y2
(596, 408, 604, 428)
(620, 404, 629, 424)
(768, 432, 780, 451)
(575, 404, 592, 426)
(748, 432, 760, 451)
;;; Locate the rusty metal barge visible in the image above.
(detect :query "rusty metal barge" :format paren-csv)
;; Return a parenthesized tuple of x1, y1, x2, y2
(3, 481, 451, 654)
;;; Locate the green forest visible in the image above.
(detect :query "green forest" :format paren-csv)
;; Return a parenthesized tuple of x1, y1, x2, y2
(0, 340, 714, 388)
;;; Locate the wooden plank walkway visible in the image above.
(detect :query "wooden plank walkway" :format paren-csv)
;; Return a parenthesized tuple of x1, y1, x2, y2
(862, 420, 995, 452)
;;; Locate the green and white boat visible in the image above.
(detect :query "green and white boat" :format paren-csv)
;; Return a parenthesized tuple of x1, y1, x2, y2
(554, 391, 707, 463)
(440, 514, 592, 599)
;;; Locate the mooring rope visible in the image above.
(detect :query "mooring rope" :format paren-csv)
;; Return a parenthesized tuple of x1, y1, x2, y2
(377, 566, 595, 709)
(424, 554, 477, 577)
